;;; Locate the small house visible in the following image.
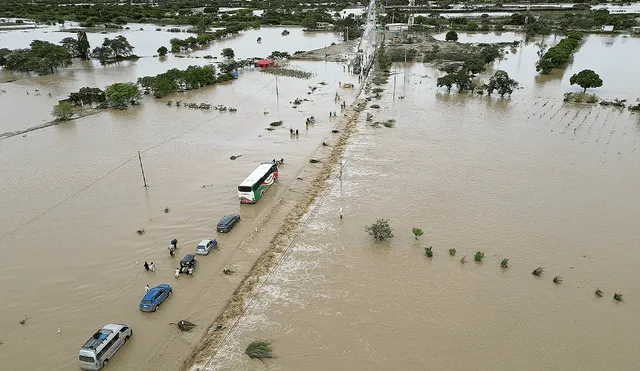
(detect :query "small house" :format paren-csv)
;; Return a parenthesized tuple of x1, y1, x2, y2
(256, 60, 275, 68)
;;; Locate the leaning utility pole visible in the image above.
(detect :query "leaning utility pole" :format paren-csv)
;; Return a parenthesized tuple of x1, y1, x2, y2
(138, 151, 148, 187)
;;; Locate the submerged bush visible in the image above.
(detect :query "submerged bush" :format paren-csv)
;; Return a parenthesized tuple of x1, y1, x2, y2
(614, 292, 623, 302)
(365, 219, 394, 241)
(424, 246, 433, 257)
(474, 251, 484, 262)
(449, 248, 456, 256)
(532, 267, 544, 276)
(412, 227, 423, 240)
(246, 341, 273, 359)
(595, 289, 603, 297)
(460, 255, 467, 264)
(501, 258, 509, 268)
(553, 275, 563, 284)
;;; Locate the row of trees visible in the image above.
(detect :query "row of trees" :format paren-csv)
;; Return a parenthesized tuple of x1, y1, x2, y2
(169, 25, 246, 53)
(0, 41, 71, 75)
(137, 65, 221, 98)
(437, 67, 519, 97)
(536, 32, 583, 74)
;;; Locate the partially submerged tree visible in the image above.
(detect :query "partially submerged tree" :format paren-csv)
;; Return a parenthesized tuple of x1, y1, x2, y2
(501, 258, 509, 268)
(365, 219, 394, 241)
(221, 47, 235, 60)
(246, 341, 273, 360)
(449, 248, 456, 256)
(553, 275, 563, 284)
(157, 46, 168, 57)
(424, 246, 433, 257)
(532, 267, 544, 276)
(595, 289, 603, 297)
(569, 69, 603, 93)
(445, 30, 458, 42)
(412, 227, 423, 239)
(105, 83, 141, 109)
(484, 70, 519, 97)
(474, 251, 485, 262)
(52, 102, 74, 121)
(614, 292, 623, 302)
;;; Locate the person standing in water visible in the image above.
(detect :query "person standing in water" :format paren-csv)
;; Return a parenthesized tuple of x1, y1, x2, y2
(145, 284, 150, 292)
(149, 262, 156, 272)
(144, 262, 149, 271)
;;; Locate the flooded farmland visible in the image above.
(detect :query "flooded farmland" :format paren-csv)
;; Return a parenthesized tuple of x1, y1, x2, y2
(194, 34, 640, 370)
(1, 24, 640, 371)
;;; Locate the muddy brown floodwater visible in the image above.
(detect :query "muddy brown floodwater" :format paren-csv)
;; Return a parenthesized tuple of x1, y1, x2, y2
(195, 34, 640, 370)
(0, 25, 352, 371)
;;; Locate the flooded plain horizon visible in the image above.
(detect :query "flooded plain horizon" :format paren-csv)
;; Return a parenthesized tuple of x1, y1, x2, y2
(2, 27, 640, 371)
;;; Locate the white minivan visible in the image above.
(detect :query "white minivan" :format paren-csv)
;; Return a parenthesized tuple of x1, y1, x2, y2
(79, 324, 132, 370)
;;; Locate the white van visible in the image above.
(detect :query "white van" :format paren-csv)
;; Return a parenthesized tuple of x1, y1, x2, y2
(78, 324, 132, 370)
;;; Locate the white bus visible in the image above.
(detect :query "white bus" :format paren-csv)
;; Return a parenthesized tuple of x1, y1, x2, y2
(238, 162, 279, 203)
(78, 324, 132, 370)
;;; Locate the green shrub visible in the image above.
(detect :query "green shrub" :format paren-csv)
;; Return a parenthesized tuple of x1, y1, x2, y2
(246, 341, 273, 359)
(412, 227, 423, 239)
(595, 289, 603, 297)
(532, 267, 544, 276)
(501, 258, 509, 268)
(424, 246, 433, 257)
(474, 251, 484, 262)
(553, 275, 563, 284)
(449, 248, 456, 256)
(365, 219, 394, 241)
(614, 292, 623, 302)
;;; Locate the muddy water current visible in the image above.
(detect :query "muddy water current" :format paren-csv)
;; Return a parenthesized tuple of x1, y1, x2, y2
(197, 35, 640, 370)
(0, 25, 353, 371)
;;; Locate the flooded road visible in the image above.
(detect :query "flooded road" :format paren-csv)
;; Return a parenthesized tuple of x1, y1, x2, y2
(197, 35, 640, 370)
(0, 25, 355, 370)
(2, 26, 640, 370)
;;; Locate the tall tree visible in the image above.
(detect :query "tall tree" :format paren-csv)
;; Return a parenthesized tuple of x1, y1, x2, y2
(485, 70, 519, 97)
(569, 69, 603, 93)
(105, 83, 140, 109)
(77, 31, 91, 60)
(445, 30, 458, 42)
(157, 46, 168, 57)
(28, 40, 72, 74)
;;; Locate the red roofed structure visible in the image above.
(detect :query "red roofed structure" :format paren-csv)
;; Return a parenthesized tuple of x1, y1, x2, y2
(256, 59, 275, 68)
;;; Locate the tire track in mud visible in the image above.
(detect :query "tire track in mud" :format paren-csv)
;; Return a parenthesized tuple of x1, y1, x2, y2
(179, 92, 366, 371)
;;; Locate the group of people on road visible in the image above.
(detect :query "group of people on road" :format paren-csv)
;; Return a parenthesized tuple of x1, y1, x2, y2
(143, 261, 156, 272)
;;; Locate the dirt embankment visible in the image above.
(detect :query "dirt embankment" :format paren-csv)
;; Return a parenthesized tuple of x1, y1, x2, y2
(290, 39, 360, 62)
(0, 108, 103, 140)
(180, 83, 368, 371)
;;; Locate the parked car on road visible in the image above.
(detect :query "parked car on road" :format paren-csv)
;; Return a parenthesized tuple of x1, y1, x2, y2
(196, 239, 216, 255)
(78, 324, 132, 370)
(139, 284, 172, 312)
(179, 254, 197, 273)
(217, 213, 241, 233)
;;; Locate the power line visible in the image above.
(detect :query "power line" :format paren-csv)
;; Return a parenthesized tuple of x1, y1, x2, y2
(0, 78, 275, 243)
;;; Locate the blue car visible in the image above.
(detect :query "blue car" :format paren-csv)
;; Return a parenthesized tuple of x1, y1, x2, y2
(139, 284, 172, 312)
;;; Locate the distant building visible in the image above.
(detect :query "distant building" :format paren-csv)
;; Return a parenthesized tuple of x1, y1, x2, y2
(386, 23, 409, 31)
(315, 22, 333, 30)
(601, 25, 614, 32)
(256, 60, 275, 68)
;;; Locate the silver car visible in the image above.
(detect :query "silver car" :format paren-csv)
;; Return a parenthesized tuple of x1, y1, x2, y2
(196, 239, 215, 255)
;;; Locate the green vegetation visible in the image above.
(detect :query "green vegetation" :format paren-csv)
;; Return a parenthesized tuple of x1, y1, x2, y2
(365, 219, 394, 241)
(105, 83, 141, 109)
(474, 251, 485, 262)
(169, 25, 247, 53)
(448, 248, 456, 256)
(261, 67, 312, 79)
(484, 70, 519, 97)
(157, 46, 168, 57)
(614, 292, 623, 302)
(460, 255, 467, 264)
(91, 36, 137, 65)
(68, 87, 106, 107)
(0, 40, 71, 75)
(445, 30, 458, 42)
(563, 92, 598, 103)
(137, 65, 219, 98)
(221, 47, 235, 60)
(433, 44, 503, 93)
(60, 31, 91, 60)
(268, 51, 292, 60)
(570, 69, 603, 93)
(536, 33, 582, 74)
(245, 340, 273, 360)
(532, 267, 544, 276)
(424, 246, 433, 257)
(412, 227, 423, 240)
(595, 289, 603, 298)
(51, 102, 74, 121)
(553, 275, 563, 284)
(501, 258, 509, 268)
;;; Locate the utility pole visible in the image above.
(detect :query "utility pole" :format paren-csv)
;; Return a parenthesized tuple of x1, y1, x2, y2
(393, 68, 397, 100)
(346, 26, 349, 42)
(275, 76, 279, 99)
(339, 159, 344, 219)
(138, 151, 148, 188)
